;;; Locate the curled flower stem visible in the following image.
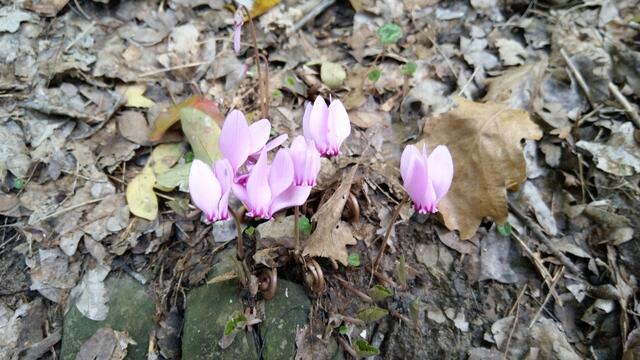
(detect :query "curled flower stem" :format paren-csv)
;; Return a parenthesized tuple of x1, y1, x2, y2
(346, 193, 360, 224)
(241, 6, 269, 119)
(372, 196, 408, 273)
(305, 258, 326, 293)
(258, 268, 278, 300)
(228, 206, 245, 260)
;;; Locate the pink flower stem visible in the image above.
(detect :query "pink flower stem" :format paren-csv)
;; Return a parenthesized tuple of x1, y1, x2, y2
(372, 195, 408, 276)
(294, 206, 300, 254)
(229, 206, 245, 260)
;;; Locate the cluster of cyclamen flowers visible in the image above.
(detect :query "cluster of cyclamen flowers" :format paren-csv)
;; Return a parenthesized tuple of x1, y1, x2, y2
(189, 96, 351, 222)
(188, 96, 455, 222)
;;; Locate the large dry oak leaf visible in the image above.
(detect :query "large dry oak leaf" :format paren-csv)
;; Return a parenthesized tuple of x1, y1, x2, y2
(421, 97, 542, 239)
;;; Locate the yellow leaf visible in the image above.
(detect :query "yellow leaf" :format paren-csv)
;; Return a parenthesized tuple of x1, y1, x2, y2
(421, 97, 542, 239)
(320, 62, 346, 90)
(236, 0, 281, 17)
(125, 84, 155, 108)
(126, 166, 158, 220)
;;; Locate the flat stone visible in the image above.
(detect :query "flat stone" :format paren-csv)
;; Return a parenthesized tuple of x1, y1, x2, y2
(61, 273, 155, 360)
(261, 280, 311, 360)
(182, 280, 258, 360)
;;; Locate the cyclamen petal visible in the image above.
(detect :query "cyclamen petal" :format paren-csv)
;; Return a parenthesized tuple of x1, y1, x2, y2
(220, 110, 251, 174)
(213, 159, 233, 220)
(268, 148, 294, 199)
(189, 159, 222, 221)
(290, 135, 320, 186)
(248, 119, 271, 155)
(427, 145, 454, 201)
(246, 150, 272, 218)
(307, 96, 329, 153)
(400, 144, 453, 214)
(302, 96, 351, 157)
(326, 99, 351, 156)
(270, 184, 312, 215)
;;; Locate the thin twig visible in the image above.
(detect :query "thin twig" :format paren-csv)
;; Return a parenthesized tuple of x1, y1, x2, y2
(336, 336, 358, 358)
(373, 196, 408, 272)
(608, 81, 640, 128)
(335, 276, 373, 303)
(65, 22, 95, 52)
(529, 266, 564, 328)
(508, 202, 583, 276)
(560, 48, 594, 106)
(242, 6, 269, 119)
(290, 0, 336, 33)
(34, 197, 107, 224)
(511, 232, 562, 306)
(138, 60, 216, 77)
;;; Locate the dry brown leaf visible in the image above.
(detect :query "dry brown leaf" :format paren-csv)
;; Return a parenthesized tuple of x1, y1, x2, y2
(302, 166, 358, 265)
(421, 97, 542, 239)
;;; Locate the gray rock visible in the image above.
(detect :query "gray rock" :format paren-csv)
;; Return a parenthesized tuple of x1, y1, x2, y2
(260, 280, 311, 360)
(61, 273, 155, 359)
(182, 281, 258, 360)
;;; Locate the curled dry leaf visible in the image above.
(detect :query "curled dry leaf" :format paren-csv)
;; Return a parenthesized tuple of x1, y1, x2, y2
(421, 97, 542, 239)
(302, 166, 358, 265)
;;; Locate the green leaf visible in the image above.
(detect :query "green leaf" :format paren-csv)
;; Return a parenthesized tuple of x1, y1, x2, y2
(347, 252, 361, 267)
(354, 339, 380, 357)
(356, 306, 388, 323)
(224, 311, 247, 336)
(180, 107, 222, 165)
(320, 62, 346, 89)
(377, 23, 402, 45)
(298, 215, 312, 236)
(402, 62, 417, 77)
(338, 324, 349, 335)
(223, 318, 236, 336)
(497, 223, 512, 236)
(368, 69, 381, 82)
(395, 255, 407, 288)
(184, 151, 194, 163)
(245, 226, 255, 236)
(367, 285, 392, 302)
(12, 178, 24, 190)
(155, 163, 190, 192)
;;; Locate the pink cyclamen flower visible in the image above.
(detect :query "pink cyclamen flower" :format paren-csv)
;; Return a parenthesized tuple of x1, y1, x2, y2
(303, 96, 351, 157)
(232, 148, 312, 219)
(289, 135, 321, 186)
(219, 109, 287, 176)
(400, 144, 453, 214)
(233, 10, 243, 54)
(189, 158, 233, 222)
